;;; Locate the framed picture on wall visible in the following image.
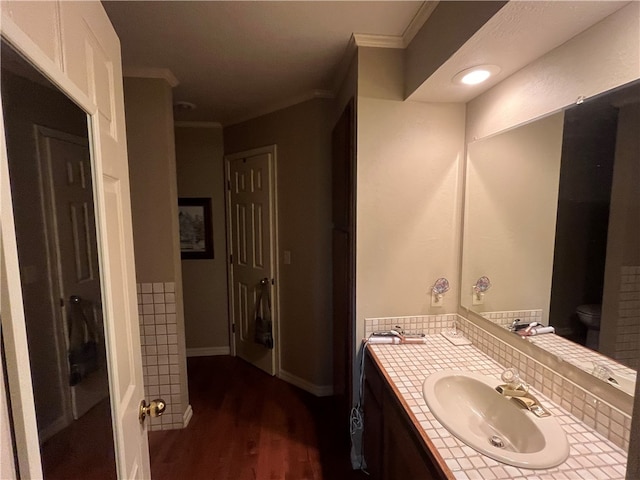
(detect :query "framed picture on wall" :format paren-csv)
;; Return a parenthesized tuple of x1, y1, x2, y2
(178, 197, 214, 259)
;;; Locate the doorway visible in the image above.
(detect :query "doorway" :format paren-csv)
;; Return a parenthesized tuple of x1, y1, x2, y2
(1, 42, 116, 479)
(225, 146, 279, 376)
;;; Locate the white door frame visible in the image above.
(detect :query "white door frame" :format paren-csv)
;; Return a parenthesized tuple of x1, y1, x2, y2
(224, 145, 281, 376)
(1, 3, 149, 478)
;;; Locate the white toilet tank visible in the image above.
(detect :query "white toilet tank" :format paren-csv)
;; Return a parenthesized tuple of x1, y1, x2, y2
(576, 304, 602, 350)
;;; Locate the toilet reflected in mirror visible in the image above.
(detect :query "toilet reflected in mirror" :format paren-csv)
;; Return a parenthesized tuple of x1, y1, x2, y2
(576, 304, 602, 350)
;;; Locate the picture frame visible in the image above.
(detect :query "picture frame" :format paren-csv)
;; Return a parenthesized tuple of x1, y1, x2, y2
(178, 197, 214, 259)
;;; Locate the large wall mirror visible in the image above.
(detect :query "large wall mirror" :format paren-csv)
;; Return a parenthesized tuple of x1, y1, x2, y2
(1, 40, 117, 479)
(461, 79, 640, 397)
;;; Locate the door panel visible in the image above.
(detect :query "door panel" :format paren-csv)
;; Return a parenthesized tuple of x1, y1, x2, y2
(227, 149, 277, 376)
(0, 1, 63, 69)
(1, 2, 150, 478)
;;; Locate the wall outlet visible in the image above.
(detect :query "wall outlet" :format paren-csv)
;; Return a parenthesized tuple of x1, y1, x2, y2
(431, 292, 444, 307)
(472, 289, 485, 306)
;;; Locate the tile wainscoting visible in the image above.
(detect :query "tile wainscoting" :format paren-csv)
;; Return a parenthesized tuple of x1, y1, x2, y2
(616, 265, 640, 369)
(137, 281, 185, 431)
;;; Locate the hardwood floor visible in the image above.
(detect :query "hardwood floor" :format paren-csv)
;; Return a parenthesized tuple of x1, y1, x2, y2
(40, 398, 117, 480)
(149, 356, 367, 480)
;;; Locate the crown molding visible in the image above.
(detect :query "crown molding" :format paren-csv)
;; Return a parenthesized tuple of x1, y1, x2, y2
(123, 67, 179, 87)
(403, 1, 439, 46)
(353, 33, 404, 49)
(174, 121, 222, 128)
(225, 89, 335, 127)
(353, 1, 438, 50)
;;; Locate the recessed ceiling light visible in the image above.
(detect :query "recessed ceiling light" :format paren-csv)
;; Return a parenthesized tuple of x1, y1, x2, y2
(452, 65, 501, 86)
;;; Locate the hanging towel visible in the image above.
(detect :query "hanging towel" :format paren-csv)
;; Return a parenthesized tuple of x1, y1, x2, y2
(254, 279, 274, 349)
(67, 296, 99, 386)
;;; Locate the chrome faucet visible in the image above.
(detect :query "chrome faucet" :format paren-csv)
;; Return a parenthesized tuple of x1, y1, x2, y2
(495, 368, 551, 418)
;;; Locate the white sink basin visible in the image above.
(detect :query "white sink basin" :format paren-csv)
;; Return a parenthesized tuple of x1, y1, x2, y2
(423, 370, 569, 469)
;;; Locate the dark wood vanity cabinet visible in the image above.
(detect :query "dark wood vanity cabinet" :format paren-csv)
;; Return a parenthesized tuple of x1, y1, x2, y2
(363, 353, 384, 478)
(363, 351, 449, 480)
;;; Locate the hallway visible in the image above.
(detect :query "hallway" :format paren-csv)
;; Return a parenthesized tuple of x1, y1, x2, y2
(149, 356, 367, 480)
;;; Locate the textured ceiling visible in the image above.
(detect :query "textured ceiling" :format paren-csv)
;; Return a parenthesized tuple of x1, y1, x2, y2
(104, 1, 630, 124)
(409, 1, 630, 103)
(103, 1, 425, 125)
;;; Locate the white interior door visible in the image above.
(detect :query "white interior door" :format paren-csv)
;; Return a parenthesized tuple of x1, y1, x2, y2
(0, 2, 150, 478)
(36, 127, 109, 421)
(226, 147, 278, 376)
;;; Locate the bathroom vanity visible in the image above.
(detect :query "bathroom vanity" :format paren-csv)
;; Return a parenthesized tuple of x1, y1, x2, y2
(361, 329, 628, 479)
(363, 348, 448, 479)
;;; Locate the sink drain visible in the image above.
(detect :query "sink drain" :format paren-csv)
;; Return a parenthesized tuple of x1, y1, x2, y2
(489, 435, 505, 448)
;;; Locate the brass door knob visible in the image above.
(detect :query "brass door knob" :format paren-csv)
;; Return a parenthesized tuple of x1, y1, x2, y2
(139, 398, 166, 425)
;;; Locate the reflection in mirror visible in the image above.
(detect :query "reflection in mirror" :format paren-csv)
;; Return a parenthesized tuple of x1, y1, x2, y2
(1, 42, 117, 478)
(462, 80, 640, 396)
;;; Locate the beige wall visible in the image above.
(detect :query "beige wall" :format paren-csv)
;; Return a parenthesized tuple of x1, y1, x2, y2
(123, 77, 190, 415)
(462, 112, 564, 324)
(125, 78, 181, 279)
(355, 47, 466, 346)
(359, 47, 403, 101)
(175, 126, 230, 351)
(224, 98, 334, 387)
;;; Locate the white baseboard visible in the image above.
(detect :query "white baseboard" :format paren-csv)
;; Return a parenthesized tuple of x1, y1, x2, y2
(186, 346, 230, 357)
(182, 404, 193, 428)
(279, 369, 333, 397)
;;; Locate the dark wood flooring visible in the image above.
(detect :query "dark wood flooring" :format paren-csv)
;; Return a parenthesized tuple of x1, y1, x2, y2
(40, 398, 117, 480)
(149, 356, 367, 480)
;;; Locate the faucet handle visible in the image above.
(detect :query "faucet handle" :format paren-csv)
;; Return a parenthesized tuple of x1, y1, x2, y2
(501, 368, 526, 389)
(592, 362, 613, 381)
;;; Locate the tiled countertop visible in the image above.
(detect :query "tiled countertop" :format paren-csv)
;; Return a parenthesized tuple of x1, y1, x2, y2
(368, 335, 628, 480)
(528, 333, 636, 382)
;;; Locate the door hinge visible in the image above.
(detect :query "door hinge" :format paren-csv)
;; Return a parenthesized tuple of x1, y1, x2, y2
(229, 254, 233, 264)
(227, 180, 231, 190)
(232, 323, 236, 333)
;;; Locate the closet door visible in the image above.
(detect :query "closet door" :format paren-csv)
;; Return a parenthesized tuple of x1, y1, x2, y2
(0, 1, 150, 478)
